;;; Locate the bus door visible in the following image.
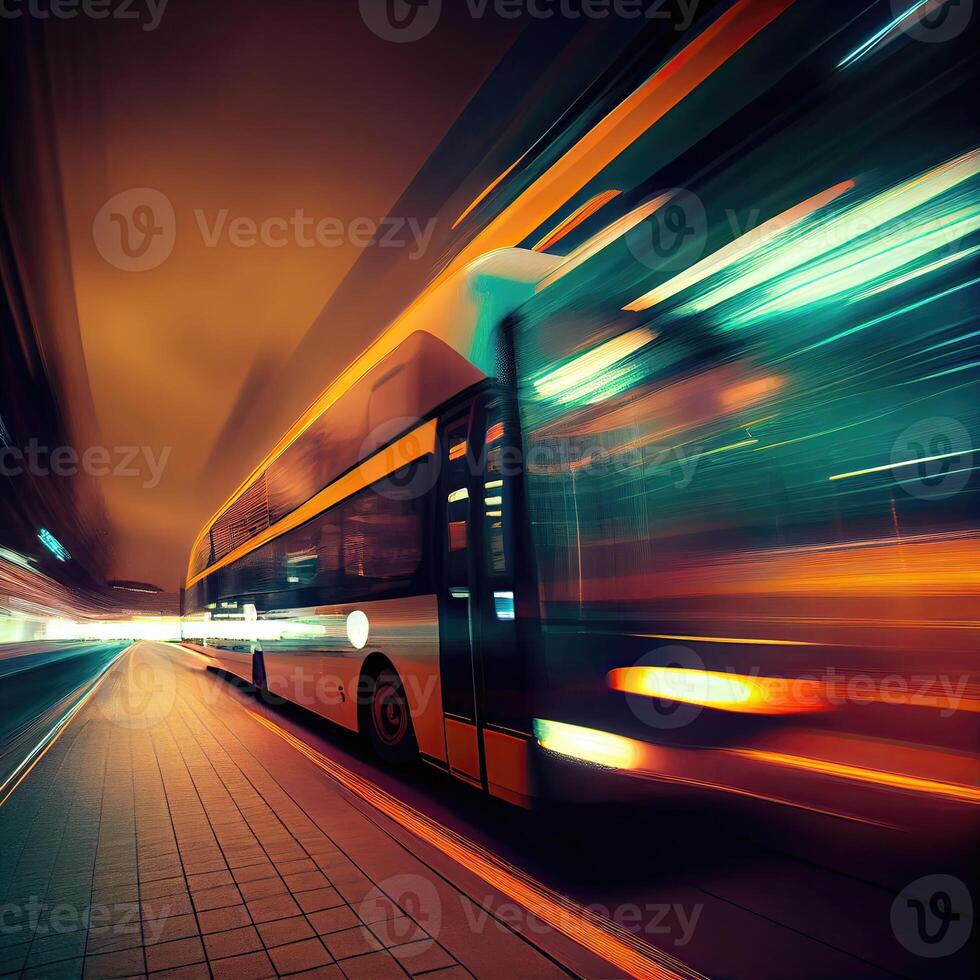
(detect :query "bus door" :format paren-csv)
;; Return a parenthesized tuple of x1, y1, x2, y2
(438, 403, 483, 787)
(438, 392, 535, 805)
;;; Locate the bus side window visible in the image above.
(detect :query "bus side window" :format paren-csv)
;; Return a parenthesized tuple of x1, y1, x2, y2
(483, 398, 514, 579)
(445, 419, 471, 592)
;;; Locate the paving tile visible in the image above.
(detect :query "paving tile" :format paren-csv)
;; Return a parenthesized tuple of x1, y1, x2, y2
(197, 905, 252, 935)
(144, 936, 206, 973)
(24, 930, 88, 967)
(389, 940, 455, 975)
(276, 859, 317, 876)
(142, 913, 199, 946)
(209, 949, 276, 980)
(239, 876, 288, 901)
(268, 938, 333, 975)
(355, 896, 399, 925)
(82, 946, 145, 978)
(307, 908, 360, 936)
(148, 964, 210, 980)
(256, 916, 316, 949)
(185, 870, 231, 892)
(367, 918, 426, 948)
(321, 927, 383, 961)
(140, 878, 187, 902)
(191, 885, 241, 913)
(202, 925, 263, 960)
(246, 894, 301, 924)
(287, 966, 344, 979)
(284, 871, 330, 894)
(297, 887, 345, 914)
(231, 863, 276, 885)
(22, 955, 85, 979)
(142, 896, 192, 921)
(335, 950, 408, 979)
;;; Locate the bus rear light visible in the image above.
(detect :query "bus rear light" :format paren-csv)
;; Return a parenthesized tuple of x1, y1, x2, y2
(533, 719, 640, 770)
(607, 667, 828, 715)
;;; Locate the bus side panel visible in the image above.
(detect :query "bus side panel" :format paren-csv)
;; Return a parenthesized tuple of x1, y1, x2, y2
(206, 648, 253, 686)
(258, 594, 447, 763)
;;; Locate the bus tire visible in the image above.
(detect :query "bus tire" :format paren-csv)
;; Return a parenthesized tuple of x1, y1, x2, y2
(365, 667, 418, 765)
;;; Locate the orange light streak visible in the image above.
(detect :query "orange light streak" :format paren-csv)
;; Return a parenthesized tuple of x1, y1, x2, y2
(532, 189, 621, 251)
(451, 150, 530, 230)
(246, 710, 702, 980)
(634, 633, 822, 646)
(728, 749, 980, 804)
(608, 666, 828, 714)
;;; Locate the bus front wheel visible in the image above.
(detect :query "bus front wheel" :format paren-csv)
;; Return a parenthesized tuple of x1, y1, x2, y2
(365, 667, 418, 765)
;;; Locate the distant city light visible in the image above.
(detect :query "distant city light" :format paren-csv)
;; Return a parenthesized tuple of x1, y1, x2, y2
(37, 529, 70, 562)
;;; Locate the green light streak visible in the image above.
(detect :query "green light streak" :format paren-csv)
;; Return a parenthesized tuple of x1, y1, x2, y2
(790, 277, 980, 355)
(837, 0, 931, 69)
(912, 359, 980, 382)
(678, 149, 980, 318)
(829, 448, 971, 482)
(727, 209, 980, 325)
(857, 243, 980, 299)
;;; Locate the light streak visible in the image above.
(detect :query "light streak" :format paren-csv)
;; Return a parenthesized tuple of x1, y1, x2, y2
(536, 194, 674, 291)
(532, 190, 621, 251)
(247, 710, 699, 980)
(679, 148, 980, 318)
(623, 180, 855, 312)
(829, 448, 970, 482)
(837, 0, 947, 69)
(855, 242, 980, 299)
(608, 667, 827, 714)
(913, 359, 980, 382)
(729, 749, 980, 804)
(633, 633, 822, 646)
(791, 276, 980, 355)
(533, 719, 640, 769)
(451, 150, 530, 230)
(532, 327, 656, 401)
(730, 208, 980, 323)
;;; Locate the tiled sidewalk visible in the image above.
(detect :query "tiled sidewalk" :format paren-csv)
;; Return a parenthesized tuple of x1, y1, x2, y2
(0, 643, 578, 980)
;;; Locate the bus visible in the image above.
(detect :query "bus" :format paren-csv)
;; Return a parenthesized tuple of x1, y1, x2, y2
(183, 249, 561, 806)
(184, 6, 979, 821)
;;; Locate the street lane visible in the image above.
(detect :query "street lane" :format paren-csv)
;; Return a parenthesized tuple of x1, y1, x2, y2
(0, 642, 130, 801)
